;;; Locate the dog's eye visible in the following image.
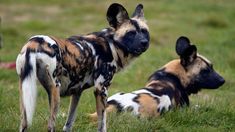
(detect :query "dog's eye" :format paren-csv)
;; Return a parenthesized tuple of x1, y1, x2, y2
(203, 68, 211, 73)
(126, 31, 136, 37)
(141, 29, 148, 34)
(123, 31, 136, 41)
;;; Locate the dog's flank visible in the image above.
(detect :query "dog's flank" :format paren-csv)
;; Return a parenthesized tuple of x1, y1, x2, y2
(16, 3, 149, 132)
(90, 36, 225, 119)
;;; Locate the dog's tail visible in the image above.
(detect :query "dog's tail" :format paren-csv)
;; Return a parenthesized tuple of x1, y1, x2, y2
(16, 48, 37, 126)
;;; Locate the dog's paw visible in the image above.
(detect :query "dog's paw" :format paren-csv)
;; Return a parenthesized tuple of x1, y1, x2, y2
(88, 112, 98, 122)
(62, 126, 71, 132)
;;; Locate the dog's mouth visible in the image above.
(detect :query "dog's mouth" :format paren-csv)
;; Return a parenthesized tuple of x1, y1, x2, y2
(132, 47, 148, 55)
(114, 40, 148, 56)
(134, 48, 143, 55)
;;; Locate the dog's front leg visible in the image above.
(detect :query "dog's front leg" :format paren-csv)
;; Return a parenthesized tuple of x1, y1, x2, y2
(63, 92, 82, 132)
(94, 86, 108, 132)
(48, 85, 60, 132)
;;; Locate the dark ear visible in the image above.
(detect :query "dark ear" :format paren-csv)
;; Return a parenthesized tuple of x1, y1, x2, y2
(176, 36, 191, 56)
(132, 4, 145, 20)
(106, 3, 129, 29)
(176, 36, 197, 66)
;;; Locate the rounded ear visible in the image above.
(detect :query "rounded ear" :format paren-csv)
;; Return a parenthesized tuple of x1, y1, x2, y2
(106, 3, 129, 29)
(180, 45, 197, 66)
(176, 36, 197, 66)
(176, 36, 191, 56)
(132, 4, 145, 20)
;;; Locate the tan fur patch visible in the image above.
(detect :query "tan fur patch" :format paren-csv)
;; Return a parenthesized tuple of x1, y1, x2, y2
(65, 41, 81, 57)
(137, 94, 160, 117)
(41, 42, 55, 54)
(115, 20, 135, 39)
(163, 59, 189, 87)
(115, 19, 149, 40)
(89, 104, 116, 122)
(84, 34, 97, 39)
(187, 58, 208, 76)
(20, 41, 38, 54)
(115, 47, 133, 67)
(145, 80, 162, 88)
(146, 80, 175, 91)
(51, 37, 82, 69)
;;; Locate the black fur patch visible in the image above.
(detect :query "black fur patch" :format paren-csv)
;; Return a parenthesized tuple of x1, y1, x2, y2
(20, 48, 32, 81)
(107, 99, 123, 112)
(29, 37, 45, 44)
(130, 20, 140, 32)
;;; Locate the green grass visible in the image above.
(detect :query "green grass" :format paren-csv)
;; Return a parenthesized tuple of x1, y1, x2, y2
(1, 0, 235, 131)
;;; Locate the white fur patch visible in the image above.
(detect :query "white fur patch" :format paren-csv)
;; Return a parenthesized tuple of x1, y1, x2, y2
(16, 52, 26, 75)
(37, 53, 57, 77)
(101, 28, 108, 32)
(108, 93, 140, 115)
(86, 42, 96, 56)
(157, 95, 171, 112)
(95, 75, 105, 89)
(74, 41, 84, 50)
(109, 42, 118, 62)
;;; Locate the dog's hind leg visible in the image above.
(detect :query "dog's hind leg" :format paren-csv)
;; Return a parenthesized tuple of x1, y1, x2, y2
(48, 84, 60, 132)
(36, 58, 60, 132)
(63, 92, 82, 132)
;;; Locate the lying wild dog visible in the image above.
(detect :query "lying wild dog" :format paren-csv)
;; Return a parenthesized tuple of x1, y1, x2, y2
(16, 3, 149, 132)
(90, 36, 225, 119)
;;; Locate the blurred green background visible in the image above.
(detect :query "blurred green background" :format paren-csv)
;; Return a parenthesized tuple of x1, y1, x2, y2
(0, 0, 235, 131)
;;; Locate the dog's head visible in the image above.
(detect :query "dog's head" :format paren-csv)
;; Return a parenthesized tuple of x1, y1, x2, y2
(107, 3, 150, 56)
(164, 36, 225, 94)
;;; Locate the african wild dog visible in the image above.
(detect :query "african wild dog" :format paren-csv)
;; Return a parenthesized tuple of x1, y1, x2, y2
(90, 36, 225, 119)
(16, 3, 149, 132)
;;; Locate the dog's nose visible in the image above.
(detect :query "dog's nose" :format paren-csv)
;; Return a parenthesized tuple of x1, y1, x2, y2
(140, 39, 148, 47)
(219, 78, 225, 86)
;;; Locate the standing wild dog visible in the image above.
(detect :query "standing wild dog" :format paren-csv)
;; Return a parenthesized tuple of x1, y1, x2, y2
(16, 3, 149, 132)
(90, 36, 225, 119)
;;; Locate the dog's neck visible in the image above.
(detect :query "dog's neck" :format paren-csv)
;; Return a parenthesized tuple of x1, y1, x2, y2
(90, 28, 136, 70)
(68, 28, 136, 71)
(163, 60, 202, 95)
(146, 69, 190, 106)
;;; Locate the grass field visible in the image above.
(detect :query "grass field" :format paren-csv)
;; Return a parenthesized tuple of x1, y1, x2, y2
(1, 0, 235, 131)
